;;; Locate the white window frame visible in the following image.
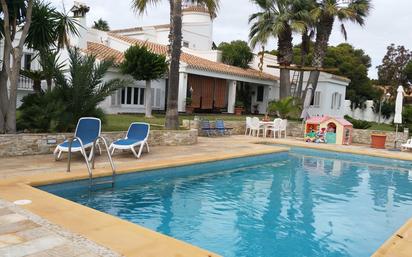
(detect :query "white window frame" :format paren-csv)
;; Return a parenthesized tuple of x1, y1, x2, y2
(121, 86, 145, 106)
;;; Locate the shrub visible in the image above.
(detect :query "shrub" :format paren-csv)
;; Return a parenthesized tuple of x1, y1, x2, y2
(344, 115, 372, 129)
(268, 97, 301, 119)
(18, 48, 129, 132)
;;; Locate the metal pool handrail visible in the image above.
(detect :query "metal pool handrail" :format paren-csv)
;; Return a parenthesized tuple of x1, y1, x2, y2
(66, 136, 116, 188)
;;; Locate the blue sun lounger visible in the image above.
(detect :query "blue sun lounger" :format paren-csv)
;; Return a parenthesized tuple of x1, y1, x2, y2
(109, 122, 150, 158)
(53, 117, 101, 161)
(215, 119, 233, 136)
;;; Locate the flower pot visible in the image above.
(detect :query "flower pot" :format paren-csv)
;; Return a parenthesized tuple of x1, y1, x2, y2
(186, 106, 194, 114)
(234, 107, 243, 116)
(371, 134, 387, 149)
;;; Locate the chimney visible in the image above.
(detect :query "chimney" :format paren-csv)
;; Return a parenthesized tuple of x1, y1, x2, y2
(70, 1, 90, 49)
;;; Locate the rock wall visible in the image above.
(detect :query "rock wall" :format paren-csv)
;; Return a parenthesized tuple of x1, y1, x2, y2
(183, 119, 409, 148)
(0, 129, 198, 158)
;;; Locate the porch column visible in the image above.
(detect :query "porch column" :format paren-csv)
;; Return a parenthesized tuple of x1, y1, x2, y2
(178, 72, 188, 112)
(227, 80, 237, 114)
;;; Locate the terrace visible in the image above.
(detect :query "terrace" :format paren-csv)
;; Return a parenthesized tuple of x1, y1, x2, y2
(1, 135, 412, 257)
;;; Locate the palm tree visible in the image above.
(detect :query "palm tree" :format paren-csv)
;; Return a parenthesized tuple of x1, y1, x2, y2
(93, 18, 110, 31)
(249, 0, 306, 99)
(305, 0, 371, 93)
(131, 0, 219, 129)
(120, 45, 168, 118)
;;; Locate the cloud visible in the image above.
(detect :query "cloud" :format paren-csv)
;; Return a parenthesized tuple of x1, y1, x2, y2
(51, 0, 412, 79)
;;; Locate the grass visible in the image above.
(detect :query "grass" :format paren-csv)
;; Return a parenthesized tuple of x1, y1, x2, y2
(368, 122, 396, 131)
(104, 113, 264, 131)
(105, 113, 398, 132)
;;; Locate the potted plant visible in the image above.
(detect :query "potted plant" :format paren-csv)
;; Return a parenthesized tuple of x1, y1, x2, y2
(235, 101, 244, 116)
(185, 97, 194, 114)
(371, 133, 387, 149)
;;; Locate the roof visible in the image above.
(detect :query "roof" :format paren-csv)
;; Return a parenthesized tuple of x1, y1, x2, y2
(306, 116, 352, 126)
(87, 33, 278, 81)
(182, 5, 210, 14)
(110, 24, 170, 34)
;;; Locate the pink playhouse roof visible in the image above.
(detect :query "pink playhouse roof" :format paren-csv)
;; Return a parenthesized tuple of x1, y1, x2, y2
(306, 116, 352, 126)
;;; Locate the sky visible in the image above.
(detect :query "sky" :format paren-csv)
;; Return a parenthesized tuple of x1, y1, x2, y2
(51, 0, 412, 79)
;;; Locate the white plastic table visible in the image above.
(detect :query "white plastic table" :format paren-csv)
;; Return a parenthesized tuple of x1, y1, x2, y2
(259, 121, 275, 138)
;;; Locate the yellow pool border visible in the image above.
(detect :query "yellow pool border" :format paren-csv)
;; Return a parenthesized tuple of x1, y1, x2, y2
(0, 147, 288, 257)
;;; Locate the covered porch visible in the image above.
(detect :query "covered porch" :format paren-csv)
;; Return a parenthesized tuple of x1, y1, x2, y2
(178, 69, 278, 114)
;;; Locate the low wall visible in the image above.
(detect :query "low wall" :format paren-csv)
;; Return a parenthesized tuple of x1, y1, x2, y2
(183, 119, 409, 148)
(0, 129, 198, 158)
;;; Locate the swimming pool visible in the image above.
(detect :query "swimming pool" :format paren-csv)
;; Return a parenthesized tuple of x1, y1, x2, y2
(40, 148, 412, 257)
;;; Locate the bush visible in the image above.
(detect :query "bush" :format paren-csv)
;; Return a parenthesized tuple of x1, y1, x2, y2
(268, 97, 301, 119)
(344, 115, 372, 129)
(17, 48, 129, 132)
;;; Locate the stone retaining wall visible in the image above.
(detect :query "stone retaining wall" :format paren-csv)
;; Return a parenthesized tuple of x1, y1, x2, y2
(0, 129, 198, 158)
(183, 119, 409, 148)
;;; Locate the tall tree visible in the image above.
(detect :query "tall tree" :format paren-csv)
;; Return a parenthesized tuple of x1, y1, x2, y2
(218, 40, 254, 68)
(93, 18, 110, 31)
(0, 0, 34, 133)
(132, 0, 219, 129)
(0, 0, 79, 133)
(249, 0, 306, 98)
(305, 0, 371, 96)
(120, 45, 168, 118)
(377, 44, 412, 92)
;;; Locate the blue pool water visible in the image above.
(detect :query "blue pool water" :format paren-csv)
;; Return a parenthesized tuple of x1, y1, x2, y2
(40, 148, 412, 257)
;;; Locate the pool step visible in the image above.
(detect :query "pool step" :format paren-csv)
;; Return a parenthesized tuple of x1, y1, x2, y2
(91, 179, 115, 187)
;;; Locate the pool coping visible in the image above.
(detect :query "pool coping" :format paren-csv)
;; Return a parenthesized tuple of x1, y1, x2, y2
(0, 147, 288, 257)
(2, 140, 412, 257)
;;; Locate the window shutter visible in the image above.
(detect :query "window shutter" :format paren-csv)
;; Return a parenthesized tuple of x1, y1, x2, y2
(156, 88, 161, 107)
(151, 88, 155, 107)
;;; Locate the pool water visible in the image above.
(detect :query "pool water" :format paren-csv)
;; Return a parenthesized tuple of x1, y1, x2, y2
(40, 148, 412, 257)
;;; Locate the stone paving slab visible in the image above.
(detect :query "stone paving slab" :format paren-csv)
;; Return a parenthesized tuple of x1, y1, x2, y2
(0, 199, 122, 257)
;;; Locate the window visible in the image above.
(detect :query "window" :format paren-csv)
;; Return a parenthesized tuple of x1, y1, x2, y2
(183, 41, 189, 48)
(23, 54, 32, 70)
(121, 87, 145, 105)
(313, 91, 321, 107)
(331, 92, 342, 110)
(256, 86, 264, 102)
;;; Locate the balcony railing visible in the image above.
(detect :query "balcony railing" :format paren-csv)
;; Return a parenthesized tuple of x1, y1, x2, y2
(18, 75, 34, 90)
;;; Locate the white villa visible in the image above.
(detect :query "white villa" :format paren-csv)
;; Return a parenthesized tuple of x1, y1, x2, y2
(11, 1, 350, 117)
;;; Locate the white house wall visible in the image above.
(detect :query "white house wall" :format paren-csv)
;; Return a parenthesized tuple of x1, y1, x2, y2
(308, 82, 347, 118)
(344, 100, 393, 124)
(99, 71, 166, 114)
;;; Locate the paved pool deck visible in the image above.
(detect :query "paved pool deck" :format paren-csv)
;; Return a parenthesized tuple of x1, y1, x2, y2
(1, 135, 412, 257)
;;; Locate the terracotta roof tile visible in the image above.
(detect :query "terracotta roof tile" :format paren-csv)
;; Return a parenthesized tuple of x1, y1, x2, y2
(110, 24, 170, 34)
(104, 33, 278, 81)
(86, 42, 124, 64)
(110, 27, 143, 33)
(182, 6, 210, 14)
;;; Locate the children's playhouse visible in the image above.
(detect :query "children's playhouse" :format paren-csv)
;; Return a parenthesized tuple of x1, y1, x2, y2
(304, 116, 353, 145)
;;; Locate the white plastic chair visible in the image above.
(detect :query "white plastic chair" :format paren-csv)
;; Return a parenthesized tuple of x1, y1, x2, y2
(245, 117, 252, 135)
(249, 117, 264, 137)
(401, 138, 412, 151)
(268, 118, 282, 138)
(279, 119, 288, 138)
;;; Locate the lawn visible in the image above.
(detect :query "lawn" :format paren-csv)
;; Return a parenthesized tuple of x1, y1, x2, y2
(105, 113, 397, 132)
(104, 113, 264, 131)
(368, 122, 396, 131)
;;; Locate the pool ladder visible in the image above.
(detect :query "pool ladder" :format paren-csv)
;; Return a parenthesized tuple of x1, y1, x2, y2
(66, 136, 116, 188)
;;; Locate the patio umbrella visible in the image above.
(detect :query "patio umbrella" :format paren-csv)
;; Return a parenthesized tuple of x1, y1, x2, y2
(394, 85, 404, 147)
(300, 84, 313, 121)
